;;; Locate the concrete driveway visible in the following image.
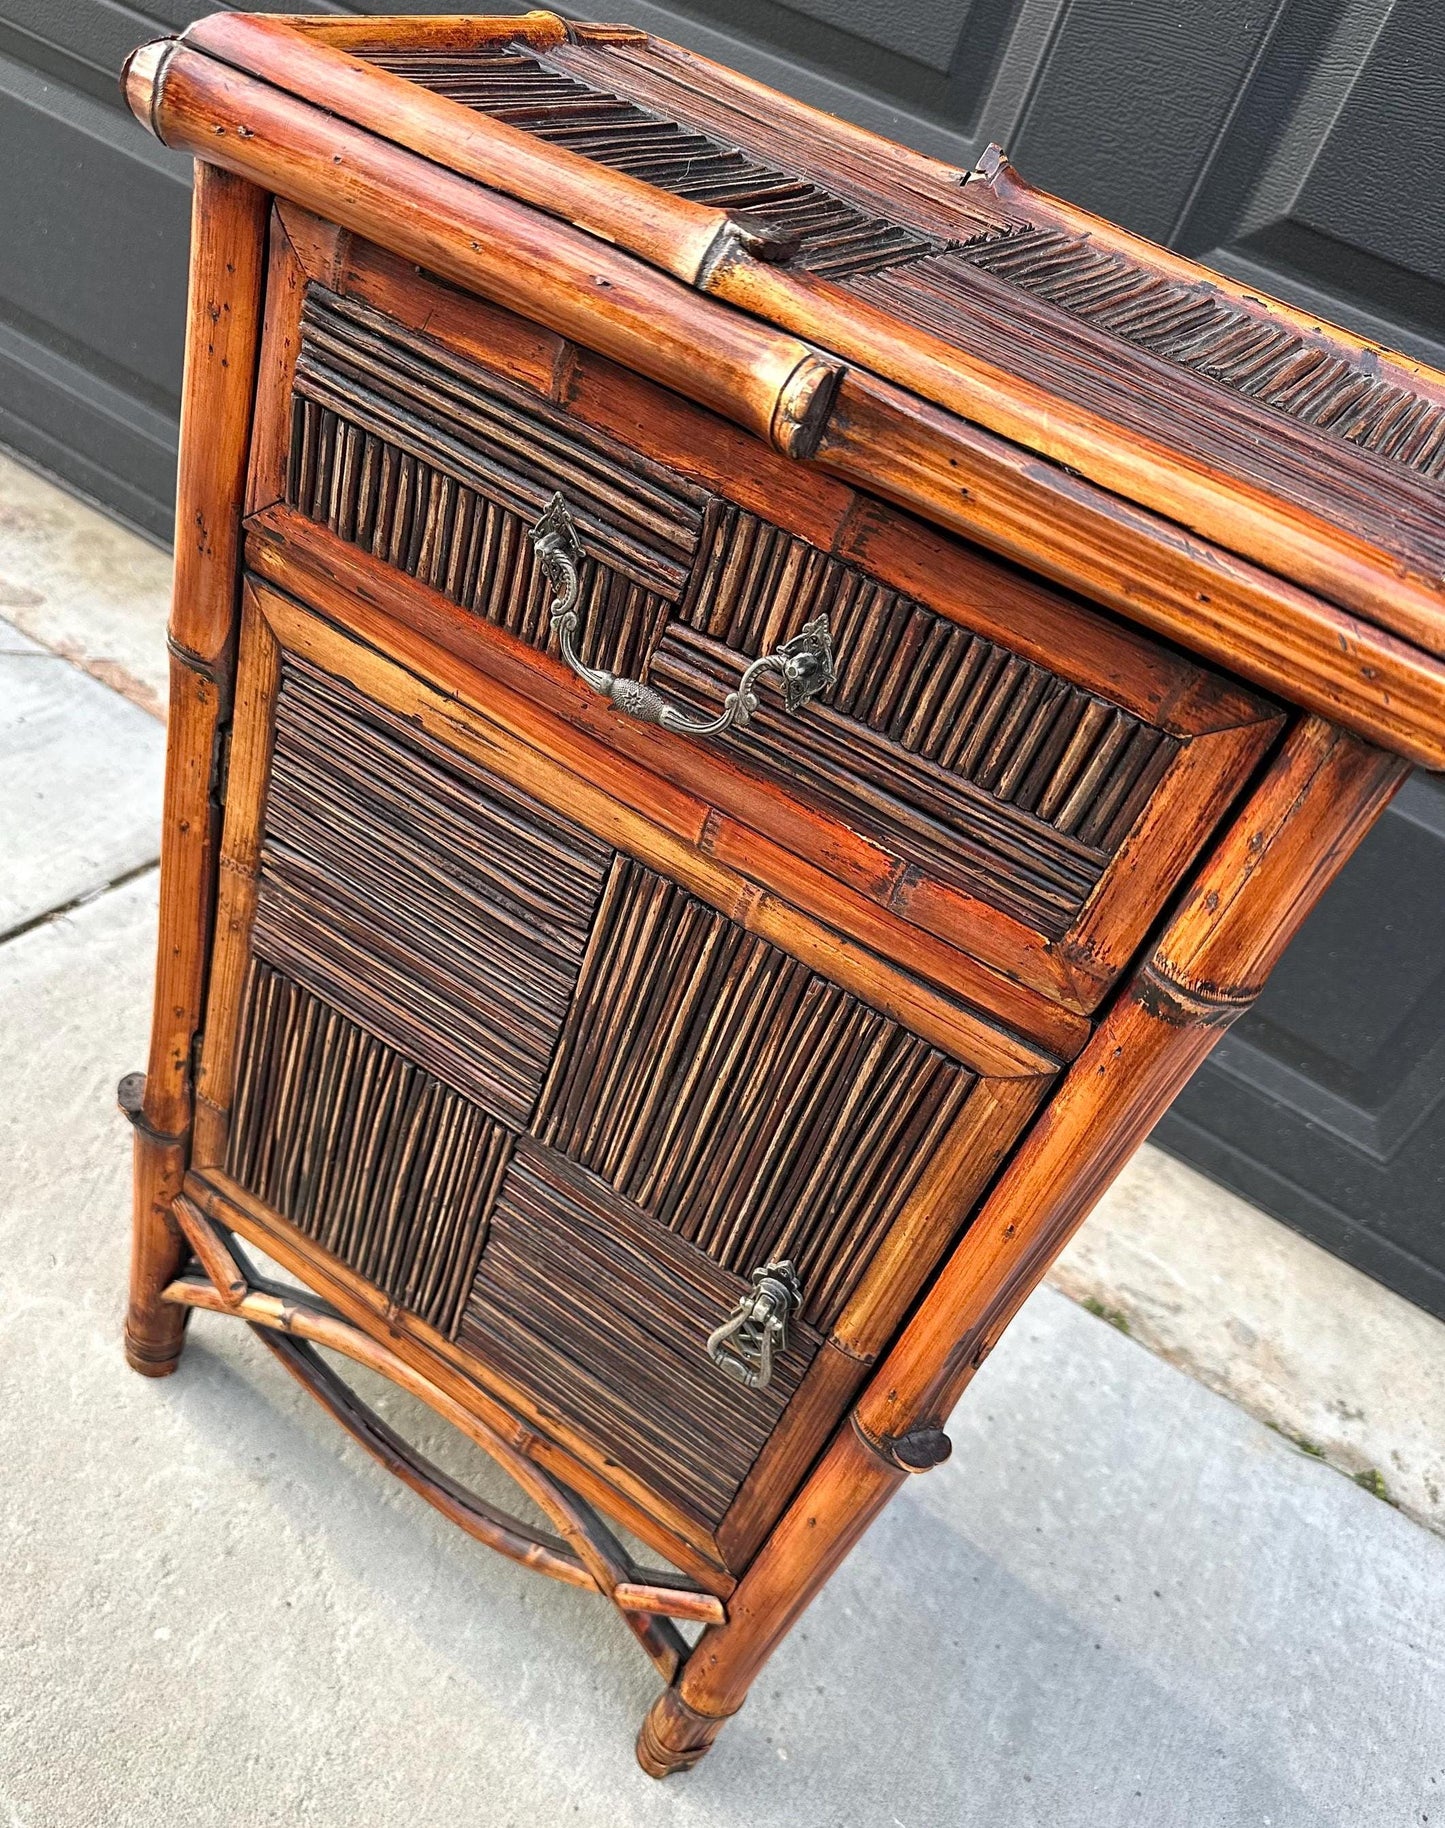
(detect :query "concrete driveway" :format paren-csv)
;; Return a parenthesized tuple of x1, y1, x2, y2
(1, 463, 1442, 1827)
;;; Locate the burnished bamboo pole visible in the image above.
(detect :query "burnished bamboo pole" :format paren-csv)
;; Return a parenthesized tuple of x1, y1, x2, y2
(124, 161, 268, 1377)
(638, 716, 1407, 1775)
(118, 1073, 191, 1375)
(266, 12, 574, 53)
(122, 43, 839, 460)
(184, 12, 731, 284)
(170, 1194, 247, 1307)
(188, 589, 281, 1171)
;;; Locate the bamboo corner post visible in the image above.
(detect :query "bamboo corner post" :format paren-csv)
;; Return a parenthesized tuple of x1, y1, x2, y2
(117, 13, 1443, 1775)
(637, 717, 1405, 1773)
(122, 160, 268, 1377)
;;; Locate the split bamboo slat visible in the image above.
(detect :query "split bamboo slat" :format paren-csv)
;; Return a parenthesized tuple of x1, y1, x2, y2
(118, 10, 1443, 1778)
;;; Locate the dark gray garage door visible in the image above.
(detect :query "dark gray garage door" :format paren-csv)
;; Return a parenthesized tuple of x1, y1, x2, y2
(5, 1, 1442, 1315)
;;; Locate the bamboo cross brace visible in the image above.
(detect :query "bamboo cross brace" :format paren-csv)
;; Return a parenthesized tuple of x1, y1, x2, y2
(160, 1204, 724, 1668)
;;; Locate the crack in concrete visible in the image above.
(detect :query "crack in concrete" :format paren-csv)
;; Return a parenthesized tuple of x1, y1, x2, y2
(0, 858, 160, 951)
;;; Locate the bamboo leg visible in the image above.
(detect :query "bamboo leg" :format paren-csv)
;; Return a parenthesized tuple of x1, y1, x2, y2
(638, 718, 1406, 1774)
(126, 163, 268, 1376)
(119, 1075, 190, 1375)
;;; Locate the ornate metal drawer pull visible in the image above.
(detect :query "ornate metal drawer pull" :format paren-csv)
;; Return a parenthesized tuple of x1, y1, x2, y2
(528, 494, 835, 737)
(705, 1262, 802, 1392)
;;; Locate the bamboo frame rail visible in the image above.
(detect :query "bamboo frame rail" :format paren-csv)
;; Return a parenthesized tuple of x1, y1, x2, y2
(122, 41, 837, 461)
(183, 12, 734, 285)
(124, 162, 268, 1378)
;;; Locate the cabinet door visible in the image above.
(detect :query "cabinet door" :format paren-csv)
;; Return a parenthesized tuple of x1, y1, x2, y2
(191, 575, 1054, 1576)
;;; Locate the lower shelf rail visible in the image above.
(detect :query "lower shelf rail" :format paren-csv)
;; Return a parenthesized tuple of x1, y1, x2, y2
(161, 1194, 726, 1679)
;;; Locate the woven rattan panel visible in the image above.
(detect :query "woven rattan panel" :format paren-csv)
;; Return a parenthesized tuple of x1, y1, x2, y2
(232, 658, 974, 1325)
(914, 226, 1445, 483)
(226, 960, 515, 1340)
(357, 40, 937, 280)
(535, 855, 974, 1330)
(655, 505, 1177, 935)
(250, 652, 614, 1125)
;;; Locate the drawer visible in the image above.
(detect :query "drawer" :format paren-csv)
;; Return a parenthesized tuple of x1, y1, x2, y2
(191, 573, 1056, 1575)
(244, 208, 1284, 1028)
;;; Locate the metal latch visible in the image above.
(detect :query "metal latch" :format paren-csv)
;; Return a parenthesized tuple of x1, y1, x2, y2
(705, 1261, 802, 1392)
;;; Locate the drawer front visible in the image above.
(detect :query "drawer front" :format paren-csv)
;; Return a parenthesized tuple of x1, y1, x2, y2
(196, 582, 1051, 1570)
(247, 212, 1282, 1027)
(651, 569, 1158, 938)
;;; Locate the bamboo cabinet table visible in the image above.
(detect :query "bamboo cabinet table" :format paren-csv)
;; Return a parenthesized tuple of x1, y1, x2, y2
(119, 12, 1445, 1776)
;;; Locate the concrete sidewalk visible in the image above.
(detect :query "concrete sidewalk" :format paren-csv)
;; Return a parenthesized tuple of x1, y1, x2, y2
(2, 456, 1444, 1825)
